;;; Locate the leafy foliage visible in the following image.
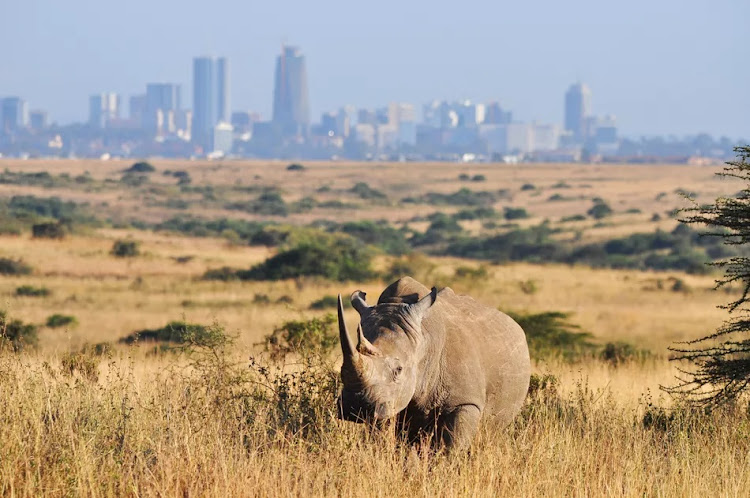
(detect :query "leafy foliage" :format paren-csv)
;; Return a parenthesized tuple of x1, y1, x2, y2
(118, 321, 212, 345)
(46, 314, 77, 328)
(16, 285, 50, 297)
(111, 240, 140, 257)
(0, 258, 32, 275)
(508, 310, 596, 361)
(0, 310, 38, 352)
(261, 314, 338, 361)
(205, 234, 375, 282)
(124, 161, 156, 173)
(666, 146, 750, 405)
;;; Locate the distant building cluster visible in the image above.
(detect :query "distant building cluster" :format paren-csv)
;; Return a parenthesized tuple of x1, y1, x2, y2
(0, 47, 743, 162)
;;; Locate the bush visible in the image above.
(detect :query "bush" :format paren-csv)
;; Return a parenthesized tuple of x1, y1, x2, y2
(32, 222, 66, 239)
(561, 214, 586, 222)
(520, 183, 536, 191)
(0, 310, 38, 351)
(124, 161, 156, 173)
(504, 207, 529, 220)
(286, 163, 306, 171)
(349, 182, 387, 200)
(262, 314, 338, 361)
(309, 295, 339, 310)
(235, 235, 375, 282)
(600, 341, 653, 365)
(508, 310, 596, 361)
(226, 189, 288, 216)
(119, 321, 212, 345)
(16, 285, 50, 297)
(46, 314, 77, 328)
(0, 258, 32, 275)
(471, 174, 486, 182)
(111, 240, 139, 257)
(588, 201, 613, 219)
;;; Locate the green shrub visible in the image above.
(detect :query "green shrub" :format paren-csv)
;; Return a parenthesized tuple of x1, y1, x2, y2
(207, 234, 375, 282)
(471, 174, 486, 182)
(349, 182, 387, 200)
(561, 214, 587, 222)
(46, 314, 77, 328)
(118, 321, 212, 345)
(286, 163, 306, 171)
(458, 173, 470, 181)
(16, 285, 50, 297)
(262, 314, 337, 361)
(0, 310, 38, 351)
(125, 161, 156, 173)
(600, 341, 653, 365)
(111, 240, 139, 257)
(508, 310, 596, 361)
(335, 220, 410, 255)
(588, 201, 613, 219)
(521, 183, 536, 191)
(309, 295, 339, 310)
(226, 189, 288, 216)
(504, 207, 529, 220)
(32, 222, 66, 239)
(0, 258, 32, 275)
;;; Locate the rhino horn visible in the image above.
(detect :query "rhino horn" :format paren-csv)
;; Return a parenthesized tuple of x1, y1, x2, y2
(338, 294, 359, 365)
(357, 323, 381, 357)
(350, 290, 370, 316)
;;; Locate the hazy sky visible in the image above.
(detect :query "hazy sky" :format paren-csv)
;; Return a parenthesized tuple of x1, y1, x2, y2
(1, 0, 747, 137)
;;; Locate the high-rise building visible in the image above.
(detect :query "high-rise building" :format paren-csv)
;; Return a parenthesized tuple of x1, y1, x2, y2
(29, 110, 48, 131)
(89, 93, 120, 128)
(1, 97, 29, 132)
(272, 46, 310, 137)
(145, 83, 181, 133)
(129, 94, 146, 123)
(484, 102, 513, 125)
(564, 82, 591, 142)
(192, 56, 230, 150)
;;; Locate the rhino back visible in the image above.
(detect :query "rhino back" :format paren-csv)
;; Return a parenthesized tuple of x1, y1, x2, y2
(425, 288, 530, 425)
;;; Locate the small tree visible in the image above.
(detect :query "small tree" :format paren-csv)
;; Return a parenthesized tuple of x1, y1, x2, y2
(665, 146, 750, 405)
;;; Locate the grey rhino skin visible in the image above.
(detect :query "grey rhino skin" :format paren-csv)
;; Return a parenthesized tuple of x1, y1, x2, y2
(336, 276, 530, 451)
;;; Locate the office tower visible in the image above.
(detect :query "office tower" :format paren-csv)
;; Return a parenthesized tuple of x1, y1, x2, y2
(272, 46, 310, 137)
(145, 83, 181, 133)
(192, 56, 230, 150)
(564, 82, 591, 141)
(89, 93, 120, 128)
(29, 110, 48, 131)
(484, 102, 513, 125)
(129, 94, 146, 123)
(1, 97, 29, 132)
(388, 102, 417, 146)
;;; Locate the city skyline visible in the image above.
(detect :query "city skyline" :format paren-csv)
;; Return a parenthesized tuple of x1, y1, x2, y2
(1, 0, 747, 138)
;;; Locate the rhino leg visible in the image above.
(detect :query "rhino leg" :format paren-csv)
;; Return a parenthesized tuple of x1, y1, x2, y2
(437, 404, 481, 452)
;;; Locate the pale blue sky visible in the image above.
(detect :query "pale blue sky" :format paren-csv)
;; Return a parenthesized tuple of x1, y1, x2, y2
(1, 0, 747, 137)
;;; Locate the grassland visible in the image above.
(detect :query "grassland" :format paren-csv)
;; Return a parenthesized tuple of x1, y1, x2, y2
(1, 159, 748, 496)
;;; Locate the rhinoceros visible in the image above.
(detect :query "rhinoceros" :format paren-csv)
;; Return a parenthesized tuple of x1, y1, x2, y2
(336, 277, 531, 451)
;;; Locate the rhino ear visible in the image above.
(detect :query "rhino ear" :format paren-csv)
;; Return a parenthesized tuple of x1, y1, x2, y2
(409, 286, 438, 321)
(350, 290, 371, 316)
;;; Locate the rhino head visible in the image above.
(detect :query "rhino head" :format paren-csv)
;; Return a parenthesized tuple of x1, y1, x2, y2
(336, 287, 437, 422)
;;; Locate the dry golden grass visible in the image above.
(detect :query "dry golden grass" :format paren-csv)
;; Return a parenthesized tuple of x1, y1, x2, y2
(1, 159, 748, 496)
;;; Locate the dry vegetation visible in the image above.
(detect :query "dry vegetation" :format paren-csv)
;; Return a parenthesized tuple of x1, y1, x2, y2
(1, 159, 749, 496)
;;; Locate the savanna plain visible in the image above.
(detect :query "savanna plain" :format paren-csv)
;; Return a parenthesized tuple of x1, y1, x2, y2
(1, 158, 749, 496)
